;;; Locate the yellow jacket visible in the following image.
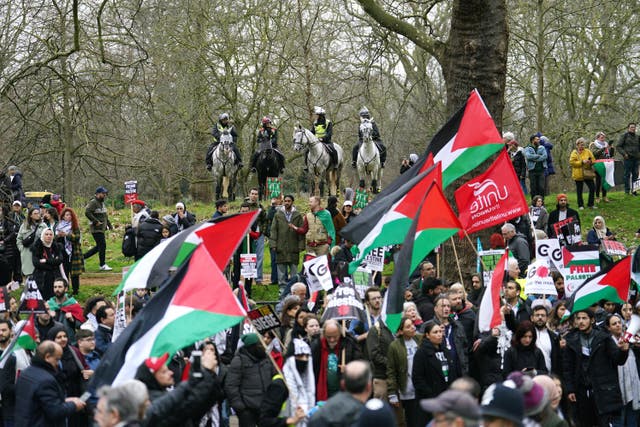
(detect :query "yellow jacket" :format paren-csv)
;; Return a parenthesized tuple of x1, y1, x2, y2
(569, 148, 596, 181)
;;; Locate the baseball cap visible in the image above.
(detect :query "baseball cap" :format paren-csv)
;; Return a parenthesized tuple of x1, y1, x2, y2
(95, 186, 108, 194)
(343, 200, 352, 207)
(481, 383, 524, 426)
(420, 390, 481, 420)
(12, 201, 21, 207)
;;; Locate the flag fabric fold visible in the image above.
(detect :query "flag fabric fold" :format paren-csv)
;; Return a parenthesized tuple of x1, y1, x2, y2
(0, 313, 36, 369)
(565, 256, 631, 316)
(593, 159, 616, 190)
(92, 244, 247, 389)
(478, 251, 508, 332)
(383, 182, 463, 333)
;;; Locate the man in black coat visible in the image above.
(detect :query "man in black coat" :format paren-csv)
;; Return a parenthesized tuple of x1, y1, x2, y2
(15, 341, 85, 427)
(135, 211, 163, 260)
(563, 309, 629, 426)
(530, 300, 562, 375)
(547, 194, 581, 245)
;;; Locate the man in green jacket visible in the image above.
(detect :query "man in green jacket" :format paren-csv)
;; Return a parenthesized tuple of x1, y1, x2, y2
(269, 194, 305, 296)
(84, 186, 113, 271)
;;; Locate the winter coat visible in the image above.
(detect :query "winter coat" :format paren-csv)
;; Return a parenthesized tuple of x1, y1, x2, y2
(310, 335, 363, 388)
(14, 357, 77, 427)
(432, 318, 469, 376)
(506, 233, 530, 276)
(57, 226, 84, 277)
(509, 148, 527, 179)
(17, 222, 47, 276)
(473, 332, 504, 390)
(569, 148, 596, 181)
(455, 305, 477, 346)
(84, 197, 111, 233)
(547, 208, 581, 239)
(524, 145, 548, 170)
(225, 346, 275, 412)
(502, 344, 547, 377)
(617, 131, 640, 160)
(247, 200, 269, 236)
(586, 227, 614, 245)
(504, 298, 532, 332)
(530, 206, 549, 232)
(412, 338, 457, 399)
(366, 320, 395, 379)
(308, 391, 363, 427)
(94, 325, 113, 356)
(269, 208, 305, 264)
(387, 334, 422, 398)
(258, 376, 289, 427)
(30, 240, 64, 301)
(10, 172, 24, 203)
(172, 210, 196, 232)
(0, 353, 17, 423)
(562, 328, 628, 415)
(136, 217, 163, 260)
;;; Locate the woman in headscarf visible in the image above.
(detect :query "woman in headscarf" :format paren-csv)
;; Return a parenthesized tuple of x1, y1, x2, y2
(30, 228, 64, 300)
(587, 215, 615, 245)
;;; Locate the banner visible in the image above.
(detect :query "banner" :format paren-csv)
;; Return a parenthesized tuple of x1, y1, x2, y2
(560, 244, 600, 296)
(454, 150, 528, 235)
(525, 260, 557, 296)
(267, 177, 282, 198)
(124, 180, 138, 205)
(303, 255, 333, 292)
(602, 240, 627, 257)
(247, 305, 282, 334)
(240, 253, 257, 279)
(320, 281, 365, 322)
(112, 291, 127, 342)
(355, 188, 368, 209)
(362, 246, 385, 272)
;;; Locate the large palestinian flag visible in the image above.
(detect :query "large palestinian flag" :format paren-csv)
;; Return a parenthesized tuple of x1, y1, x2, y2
(565, 256, 631, 316)
(115, 212, 258, 294)
(92, 244, 246, 388)
(348, 164, 442, 273)
(593, 159, 615, 190)
(382, 182, 463, 333)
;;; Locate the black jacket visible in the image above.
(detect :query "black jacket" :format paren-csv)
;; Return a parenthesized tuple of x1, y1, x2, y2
(472, 332, 504, 390)
(225, 346, 275, 412)
(258, 377, 289, 427)
(366, 320, 394, 379)
(504, 298, 532, 332)
(30, 240, 64, 300)
(547, 207, 581, 239)
(136, 217, 163, 260)
(0, 353, 17, 423)
(15, 357, 77, 427)
(412, 339, 457, 399)
(432, 318, 469, 376)
(502, 344, 547, 377)
(562, 329, 628, 415)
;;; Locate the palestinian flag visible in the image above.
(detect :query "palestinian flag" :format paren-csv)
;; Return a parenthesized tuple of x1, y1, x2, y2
(566, 256, 631, 316)
(594, 159, 616, 189)
(91, 244, 246, 388)
(382, 182, 463, 333)
(0, 313, 37, 369)
(341, 89, 501, 244)
(478, 251, 508, 332)
(47, 296, 86, 323)
(115, 212, 259, 294)
(562, 245, 600, 268)
(348, 164, 442, 273)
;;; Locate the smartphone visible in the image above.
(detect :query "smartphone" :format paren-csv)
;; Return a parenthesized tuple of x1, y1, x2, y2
(191, 350, 203, 378)
(80, 391, 91, 402)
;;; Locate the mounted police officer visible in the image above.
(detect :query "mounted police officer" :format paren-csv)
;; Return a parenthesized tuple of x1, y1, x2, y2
(250, 116, 285, 174)
(205, 112, 243, 171)
(307, 106, 338, 171)
(352, 107, 386, 169)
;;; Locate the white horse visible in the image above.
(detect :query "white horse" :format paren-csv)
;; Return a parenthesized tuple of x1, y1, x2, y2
(356, 119, 382, 193)
(293, 125, 343, 197)
(210, 131, 238, 201)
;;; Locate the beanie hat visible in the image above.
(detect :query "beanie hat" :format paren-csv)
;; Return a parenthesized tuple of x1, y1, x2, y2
(144, 353, 169, 373)
(506, 371, 548, 416)
(556, 193, 567, 202)
(533, 375, 560, 408)
(481, 383, 524, 426)
(356, 399, 397, 427)
(241, 333, 259, 347)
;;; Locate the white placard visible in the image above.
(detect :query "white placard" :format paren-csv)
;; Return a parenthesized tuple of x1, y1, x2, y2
(363, 247, 385, 272)
(304, 255, 333, 292)
(240, 253, 258, 279)
(525, 260, 557, 296)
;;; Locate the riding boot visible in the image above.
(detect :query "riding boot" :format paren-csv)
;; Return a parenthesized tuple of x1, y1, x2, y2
(233, 146, 243, 168)
(277, 152, 285, 173)
(303, 152, 309, 172)
(352, 144, 360, 168)
(250, 152, 258, 173)
(377, 141, 387, 168)
(206, 143, 216, 170)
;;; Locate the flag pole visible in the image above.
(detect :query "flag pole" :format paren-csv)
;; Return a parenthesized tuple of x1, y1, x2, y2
(450, 237, 465, 284)
(463, 231, 488, 271)
(255, 331, 290, 393)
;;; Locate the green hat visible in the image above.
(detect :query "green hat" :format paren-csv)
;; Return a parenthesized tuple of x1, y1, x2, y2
(241, 333, 259, 347)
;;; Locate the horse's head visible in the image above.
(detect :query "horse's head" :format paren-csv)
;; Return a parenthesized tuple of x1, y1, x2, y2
(360, 119, 373, 142)
(293, 124, 308, 152)
(219, 131, 234, 157)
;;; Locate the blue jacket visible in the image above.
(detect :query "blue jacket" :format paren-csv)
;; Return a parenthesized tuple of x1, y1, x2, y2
(95, 324, 113, 356)
(15, 357, 77, 427)
(523, 145, 547, 171)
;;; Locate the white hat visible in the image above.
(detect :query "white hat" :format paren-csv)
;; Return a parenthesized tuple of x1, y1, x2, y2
(343, 200, 352, 206)
(12, 201, 21, 207)
(175, 202, 185, 210)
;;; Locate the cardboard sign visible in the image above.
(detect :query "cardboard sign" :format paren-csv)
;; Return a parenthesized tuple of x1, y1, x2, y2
(267, 177, 282, 198)
(363, 247, 385, 272)
(602, 240, 627, 257)
(320, 281, 365, 322)
(19, 277, 47, 314)
(124, 180, 138, 204)
(479, 249, 505, 285)
(552, 217, 581, 246)
(355, 188, 368, 209)
(304, 255, 333, 292)
(240, 253, 258, 279)
(248, 305, 282, 334)
(351, 268, 373, 299)
(525, 260, 557, 296)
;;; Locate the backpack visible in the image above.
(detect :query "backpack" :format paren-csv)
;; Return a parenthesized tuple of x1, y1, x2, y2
(122, 226, 137, 257)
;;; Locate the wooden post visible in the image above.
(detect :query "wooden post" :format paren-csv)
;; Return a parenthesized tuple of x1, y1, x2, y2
(450, 236, 465, 284)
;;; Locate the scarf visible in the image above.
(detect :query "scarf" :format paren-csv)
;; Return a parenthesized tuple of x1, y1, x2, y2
(314, 209, 336, 243)
(592, 139, 607, 150)
(56, 220, 73, 256)
(283, 356, 316, 427)
(316, 337, 340, 402)
(616, 337, 640, 409)
(48, 295, 86, 323)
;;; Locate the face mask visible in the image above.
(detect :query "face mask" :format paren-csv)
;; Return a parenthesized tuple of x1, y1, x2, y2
(295, 359, 308, 373)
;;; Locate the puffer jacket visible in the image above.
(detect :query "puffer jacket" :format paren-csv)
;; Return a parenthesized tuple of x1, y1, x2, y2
(225, 346, 275, 412)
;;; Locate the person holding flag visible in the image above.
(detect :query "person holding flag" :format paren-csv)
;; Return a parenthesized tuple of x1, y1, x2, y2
(47, 277, 85, 344)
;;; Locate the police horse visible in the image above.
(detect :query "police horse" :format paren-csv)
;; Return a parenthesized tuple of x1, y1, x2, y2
(210, 131, 238, 201)
(255, 140, 282, 201)
(356, 119, 382, 193)
(293, 125, 343, 197)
